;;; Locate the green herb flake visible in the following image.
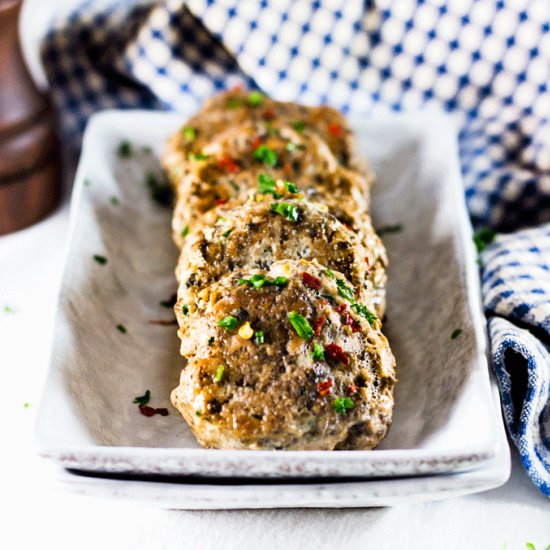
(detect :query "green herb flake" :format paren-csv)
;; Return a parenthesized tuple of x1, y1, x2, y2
(333, 397, 355, 414)
(248, 91, 264, 106)
(188, 152, 210, 161)
(181, 304, 190, 316)
(351, 303, 378, 326)
(180, 225, 190, 238)
(214, 365, 225, 383)
(110, 196, 120, 206)
(283, 180, 300, 194)
(336, 279, 355, 302)
(286, 142, 297, 152)
(254, 144, 278, 167)
(288, 311, 314, 340)
(3, 305, 15, 314)
(255, 330, 265, 345)
(118, 141, 132, 158)
(226, 96, 243, 109)
(451, 328, 462, 340)
(116, 324, 127, 334)
(23, 402, 30, 409)
(93, 254, 107, 265)
(83, 179, 91, 187)
(271, 202, 299, 222)
(258, 173, 278, 196)
(292, 119, 306, 133)
(312, 343, 325, 361)
(473, 226, 496, 254)
(324, 269, 336, 279)
(146, 172, 173, 207)
(182, 126, 196, 142)
(195, 410, 202, 417)
(238, 274, 288, 289)
(377, 224, 403, 236)
(218, 315, 239, 330)
(133, 390, 150, 407)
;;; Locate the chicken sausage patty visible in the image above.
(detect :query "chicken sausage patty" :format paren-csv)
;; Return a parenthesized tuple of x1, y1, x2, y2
(171, 260, 395, 450)
(176, 199, 387, 316)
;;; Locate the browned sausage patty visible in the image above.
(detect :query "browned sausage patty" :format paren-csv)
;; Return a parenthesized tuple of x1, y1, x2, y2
(171, 260, 395, 450)
(176, 199, 387, 317)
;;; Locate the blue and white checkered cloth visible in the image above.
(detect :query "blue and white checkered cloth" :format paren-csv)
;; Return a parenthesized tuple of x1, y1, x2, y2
(41, 0, 550, 495)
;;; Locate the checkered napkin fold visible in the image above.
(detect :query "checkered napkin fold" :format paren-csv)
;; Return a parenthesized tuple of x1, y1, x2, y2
(41, 0, 550, 495)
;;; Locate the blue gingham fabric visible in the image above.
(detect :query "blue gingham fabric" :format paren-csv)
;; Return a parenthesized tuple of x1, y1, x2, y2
(40, 0, 550, 495)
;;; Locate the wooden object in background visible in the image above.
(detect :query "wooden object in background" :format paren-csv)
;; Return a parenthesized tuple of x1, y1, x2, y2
(0, 0, 61, 235)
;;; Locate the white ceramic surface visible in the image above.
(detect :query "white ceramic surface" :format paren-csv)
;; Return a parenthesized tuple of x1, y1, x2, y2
(36, 109, 507, 480)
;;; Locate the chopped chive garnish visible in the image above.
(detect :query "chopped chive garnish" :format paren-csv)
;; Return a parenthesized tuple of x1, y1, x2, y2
(221, 229, 233, 239)
(324, 269, 335, 279)
(292, 119, 306, 133)
(238, 274, 288, 289)
(312, 343, 325, 361)
(254, 144, 278, 167)
(258, 174, 278, 196)
(283, 180, 300, 194)
(271, 202, 299, 222)
(473, 227, 496, 254)
(23, 402, 30, 409)
(181, 225, 190, 238)
(4, 305, 15, 313)
(336, 279, 355, 302)
(333, 397, 355, 414)
(188, 152, 210, 161)
(214, 365, 225, 383)
(218, 316, 238, 330)
(377, 224, 403, 236)
(133, 390, 150, 407)
(181, 304, 189, 315)
(227, 96, 243, 109)
(110, 196, 120, 206)
(145, 172, 173, 207)
(351, 303, 378, 326)
(118, 141, 132, 158)
(248, 91, 264, 106)
(195, 410, 202, 417)
(288, 311, 314, 340)
(255, 330, 265, 344)
(93, 254, 107, 265)
(116, 324, 127, 334)
(451, 328, 462, 339)
(182, 126, 196, 142)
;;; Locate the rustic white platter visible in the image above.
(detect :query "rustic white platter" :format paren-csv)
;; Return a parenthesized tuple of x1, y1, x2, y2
(36, 109, 509, 484)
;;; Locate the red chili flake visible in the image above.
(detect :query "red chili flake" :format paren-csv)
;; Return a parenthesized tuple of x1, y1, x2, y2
(348, 384, 358, 395)
(364, 256, 371, 267)
(344, 313, 361, 332)
(313, 316, 327, 336)
(263, 108, 276, 121)
(139, 406, 169, 417)
(319, 299, 329, 306)
(283, 160, 293, 175)
(324, 344, 350, 366)
(317, 379, 333, 397)
(218, 155, 241, 173)
(334, 303, 347, 313)
(251, 136, 262, 150)
(302, 272, 322, 290)
(343, 224, 355, 232)
(328, 122, 343, 137)
(214, 197, 229, 206)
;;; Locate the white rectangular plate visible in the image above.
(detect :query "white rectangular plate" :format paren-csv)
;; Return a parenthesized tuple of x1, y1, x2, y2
(36, 109, 508, 481)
